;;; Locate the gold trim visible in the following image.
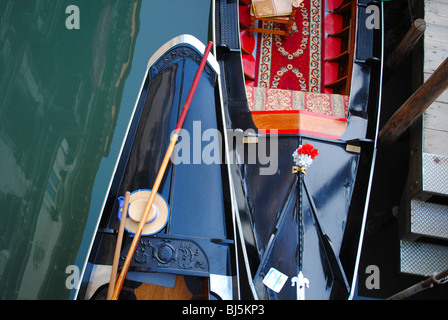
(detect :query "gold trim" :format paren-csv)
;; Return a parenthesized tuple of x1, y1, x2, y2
(292, 166, 307, 175)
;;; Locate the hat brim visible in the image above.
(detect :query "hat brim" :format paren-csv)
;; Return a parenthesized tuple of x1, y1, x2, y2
(120, 189, 169, 236)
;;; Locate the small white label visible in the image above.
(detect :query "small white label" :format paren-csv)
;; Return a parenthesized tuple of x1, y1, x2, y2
(262, 268, 288, 293)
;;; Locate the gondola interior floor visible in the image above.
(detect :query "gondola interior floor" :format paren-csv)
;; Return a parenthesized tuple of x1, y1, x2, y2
(239, 0, 353, 139)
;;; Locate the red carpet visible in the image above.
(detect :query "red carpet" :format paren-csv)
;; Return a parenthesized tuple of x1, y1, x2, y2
(255, 0, 323, 93)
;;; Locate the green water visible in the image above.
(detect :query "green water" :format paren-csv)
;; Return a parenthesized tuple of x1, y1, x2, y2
(0, 0, 212, 299)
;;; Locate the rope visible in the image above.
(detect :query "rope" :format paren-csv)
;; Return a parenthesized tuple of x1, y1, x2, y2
(429, 273, 448, 286)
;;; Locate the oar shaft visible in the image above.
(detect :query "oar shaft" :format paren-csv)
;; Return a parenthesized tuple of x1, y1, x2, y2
(175, 41, 213, 133)
(111, 133, 179, 300)
(111, 41, 213, 300)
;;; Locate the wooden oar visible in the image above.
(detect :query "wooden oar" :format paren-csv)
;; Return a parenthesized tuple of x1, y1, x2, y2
(106, 191, 130, 300)
(111, 41, 213, 300)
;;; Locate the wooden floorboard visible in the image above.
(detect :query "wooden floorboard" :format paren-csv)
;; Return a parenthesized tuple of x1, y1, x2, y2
(422, 0, 448, 157)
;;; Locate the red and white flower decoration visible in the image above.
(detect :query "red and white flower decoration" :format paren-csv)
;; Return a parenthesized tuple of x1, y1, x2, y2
(292, 143, 319, 169)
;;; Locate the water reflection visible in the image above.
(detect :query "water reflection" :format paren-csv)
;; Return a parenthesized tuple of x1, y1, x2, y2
(0, 0, 212, 300)
(0, 0, 140, 299)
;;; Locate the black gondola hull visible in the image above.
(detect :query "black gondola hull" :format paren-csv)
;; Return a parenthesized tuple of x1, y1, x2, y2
(76, 35, 238, 300)
(214, 0, 384, 300)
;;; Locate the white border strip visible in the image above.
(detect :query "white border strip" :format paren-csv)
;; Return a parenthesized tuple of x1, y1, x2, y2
(147, 34, 220, 74)
(348, 1, 385, 300)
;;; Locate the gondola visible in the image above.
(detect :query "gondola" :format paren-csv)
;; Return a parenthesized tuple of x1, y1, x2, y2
(74, 35, 239, 300)
(213, 0, 384, 299)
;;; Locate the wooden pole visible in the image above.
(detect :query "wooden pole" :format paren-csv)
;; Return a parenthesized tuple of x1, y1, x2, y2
(106, 191, 130, 300)
(387, 268, 448, 300)
(379, 56, 448, 146)
(111, 41, 213, 300)
(386, 19, 426, 73)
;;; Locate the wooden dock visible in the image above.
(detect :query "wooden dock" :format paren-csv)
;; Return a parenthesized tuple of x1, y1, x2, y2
(400, 0, 448, 277)
(409, 0, 448, 201)
(421, 0, 448, 159)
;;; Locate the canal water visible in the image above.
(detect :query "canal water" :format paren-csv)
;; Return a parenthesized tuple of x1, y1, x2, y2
(0, 0, 212, 299)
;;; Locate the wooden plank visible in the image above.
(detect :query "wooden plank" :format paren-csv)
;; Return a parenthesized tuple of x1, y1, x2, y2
(423, 128, 448, 156)
(379, 57, 448, 145)
(422, 100, 448, 158)
(425, 0, 448, 11)
(133, 275, 195, 300)
(425, 1, 448, 28)
(425, 22, 448, 41)
(424, 35, 448, 53)
(422, 0, 448, 156)
(423, 101, 448, 132)
(424, 50, 448, 75)
(326, 50, 349, 62)
(325, 75, 348, 88)
(425, 31, 448, 47)
(251, 111, 348, 138)
(424, 1, 448, 75)
(425, 0, 448, 15)
(425, 13, 448, 30)
(424, 31, 448, 75)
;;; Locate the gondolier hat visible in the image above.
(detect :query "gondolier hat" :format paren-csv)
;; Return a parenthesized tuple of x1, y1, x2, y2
(118, 189, 170, 236)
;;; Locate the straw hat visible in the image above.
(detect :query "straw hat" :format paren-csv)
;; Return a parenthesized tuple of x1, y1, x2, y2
(119, 189, 170, 236)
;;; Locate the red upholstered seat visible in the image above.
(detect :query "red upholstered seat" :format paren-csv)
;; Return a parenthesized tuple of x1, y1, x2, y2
(324, 36, 341, 60)
(239, 5, 250, 28)
(324, 13, 343, 35)
(240, 0, 250, 4)
(242, 54, 256, 80)
(326, 0, 344, 12)
(323, 62, 339, 93)
(240, 29, 255, 54)
(324, 34, 342, 94)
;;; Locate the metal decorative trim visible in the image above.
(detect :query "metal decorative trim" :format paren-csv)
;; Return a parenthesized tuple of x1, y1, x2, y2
(151, 45, 217, 85)
(120, 237, 209, 276)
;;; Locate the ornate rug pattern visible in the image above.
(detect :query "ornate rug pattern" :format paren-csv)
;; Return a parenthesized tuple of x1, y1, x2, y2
(255, 0, 323, 93)
(246, 85, 349, 118)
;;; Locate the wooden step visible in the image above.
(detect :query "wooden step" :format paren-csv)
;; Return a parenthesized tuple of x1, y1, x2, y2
(325, 50, 349, 62)
(133, 275, 208, 300)
(330, 1, 353, 15)
(324, 75, 348, 89)
(328, 25, 350, 38)
(251, 110, 348, 139)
